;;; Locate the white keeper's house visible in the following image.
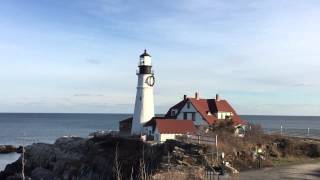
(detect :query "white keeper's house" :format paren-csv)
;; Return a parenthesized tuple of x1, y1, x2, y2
(119, 50, 246, 142)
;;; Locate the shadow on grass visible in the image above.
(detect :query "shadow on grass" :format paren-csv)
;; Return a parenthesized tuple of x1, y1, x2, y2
(306, 168, 320, 177)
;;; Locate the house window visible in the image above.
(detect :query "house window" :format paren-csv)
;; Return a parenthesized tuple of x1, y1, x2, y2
(183, 112, 187, 119)
(187, 102, 191, 109)
(192, 113, 196, 121)
(171, 109, 176, 116)
(183, 112, 195, 121)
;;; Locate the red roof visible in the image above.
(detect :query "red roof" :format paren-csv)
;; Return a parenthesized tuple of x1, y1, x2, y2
(214, 99, 237, 114)
(189, 98, 217, 124)
(143, 116, 167, 131)
(156, 119, 196, 134)
(145, 118, 196, 134)
(165, 96, 246, 126)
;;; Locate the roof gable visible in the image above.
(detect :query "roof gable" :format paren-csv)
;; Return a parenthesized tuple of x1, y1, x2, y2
(119, 117, 133, 124)
(215, 99, 237, 114)
(189, 98, 217, 124)
(164, 99, 187, 118)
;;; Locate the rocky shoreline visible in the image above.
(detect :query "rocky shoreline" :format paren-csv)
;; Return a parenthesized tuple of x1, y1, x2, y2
(1, 131, 320, 180)
(0, 135, 211, 180)
(0, 145, 23, 154)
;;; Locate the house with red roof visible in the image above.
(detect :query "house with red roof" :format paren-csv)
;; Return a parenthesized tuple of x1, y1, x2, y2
(164, 93, 246, 127)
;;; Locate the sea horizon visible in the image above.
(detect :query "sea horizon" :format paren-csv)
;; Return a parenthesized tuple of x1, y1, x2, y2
(0, 113, 319, 146)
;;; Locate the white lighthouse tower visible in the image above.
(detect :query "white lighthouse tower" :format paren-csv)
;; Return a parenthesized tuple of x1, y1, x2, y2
(131, 50, 155, 135)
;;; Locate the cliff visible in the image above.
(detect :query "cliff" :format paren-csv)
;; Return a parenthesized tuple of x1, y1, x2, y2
(0, 135, 209, 180)
(2, 130, 319, 180)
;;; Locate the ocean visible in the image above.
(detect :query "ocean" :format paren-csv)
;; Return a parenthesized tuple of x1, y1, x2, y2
(1, 113, 320, 170)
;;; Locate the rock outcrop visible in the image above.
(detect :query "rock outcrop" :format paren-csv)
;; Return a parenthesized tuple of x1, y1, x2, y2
(0, 135, 209, 180)
(0, 145, 22, 154)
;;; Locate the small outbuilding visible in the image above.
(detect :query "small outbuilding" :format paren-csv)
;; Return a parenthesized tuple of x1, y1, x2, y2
(143, 118, 196, 142)
(119, 117, 132, 134)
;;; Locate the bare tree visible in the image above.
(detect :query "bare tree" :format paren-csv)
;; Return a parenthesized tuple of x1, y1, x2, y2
(167, 151, 171, 172)
(139, 143, 150, 180)
(130, 166, 134, 180)
(139, 159, 148, 180)
(113, 143, 122, 180)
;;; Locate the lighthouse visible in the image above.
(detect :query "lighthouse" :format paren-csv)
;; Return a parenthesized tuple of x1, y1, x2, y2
(131, 50, 155, 135)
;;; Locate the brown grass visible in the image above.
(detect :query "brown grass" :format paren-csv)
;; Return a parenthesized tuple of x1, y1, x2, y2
(203, 122, 320, 171)
(152, 168, 205, 180)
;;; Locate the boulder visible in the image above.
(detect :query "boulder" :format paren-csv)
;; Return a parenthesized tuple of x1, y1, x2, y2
(31, 167, 58, 180)
(0, 145, 17, 154)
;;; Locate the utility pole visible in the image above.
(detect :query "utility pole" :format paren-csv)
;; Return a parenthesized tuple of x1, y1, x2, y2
(21, 133, 26, 180)
(216, 135, 218, 163)
(211, 147, 213, 165)
(167, 151, 170, 172)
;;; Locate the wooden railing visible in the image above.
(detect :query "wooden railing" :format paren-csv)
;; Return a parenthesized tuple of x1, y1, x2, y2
(178, 134, 217, 146)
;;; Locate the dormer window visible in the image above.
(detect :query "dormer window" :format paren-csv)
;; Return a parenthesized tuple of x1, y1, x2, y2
(171, 109, 177, 116)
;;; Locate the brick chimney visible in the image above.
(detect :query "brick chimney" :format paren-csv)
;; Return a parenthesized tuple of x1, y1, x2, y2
(216, 94, 220, 101)
(195, 92, 199, 100)
(183, 94, 187, 100)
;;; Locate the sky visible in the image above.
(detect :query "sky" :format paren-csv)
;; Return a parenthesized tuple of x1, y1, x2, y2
(0, 0, 319, 115)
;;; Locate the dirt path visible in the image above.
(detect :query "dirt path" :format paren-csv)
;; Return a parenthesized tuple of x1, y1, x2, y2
(229, 162, 320, 180)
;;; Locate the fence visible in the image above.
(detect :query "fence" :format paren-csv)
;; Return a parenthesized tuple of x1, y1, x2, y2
(264, 127, 320, 139)
(205, 170, 218, 180)
(181, 134, 217, 146)
(178, 134, 220, 167)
